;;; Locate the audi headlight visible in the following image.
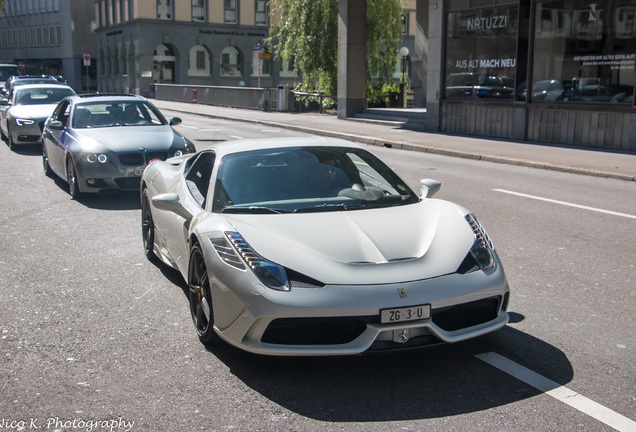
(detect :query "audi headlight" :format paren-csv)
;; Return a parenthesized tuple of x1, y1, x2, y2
(464, 214, 496, 273)
(81, 152, 110, 164)
(226, 232, 290, 291)
(15, 118, 35, 126)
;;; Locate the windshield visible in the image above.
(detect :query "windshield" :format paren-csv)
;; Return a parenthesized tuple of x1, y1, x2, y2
(72, 101, 167, 129)
(14, 87, 75, 106)
(212, 146, 419, 214)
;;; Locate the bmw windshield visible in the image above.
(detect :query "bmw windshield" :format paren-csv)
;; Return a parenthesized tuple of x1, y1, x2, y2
(212, 146, 419, 214)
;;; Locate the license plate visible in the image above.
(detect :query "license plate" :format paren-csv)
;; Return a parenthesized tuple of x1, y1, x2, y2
(134, 167, 145, 176)
(381, 304, 430, 324)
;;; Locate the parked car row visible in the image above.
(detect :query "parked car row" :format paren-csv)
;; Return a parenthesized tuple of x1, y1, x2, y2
(0, 76, 195, 197)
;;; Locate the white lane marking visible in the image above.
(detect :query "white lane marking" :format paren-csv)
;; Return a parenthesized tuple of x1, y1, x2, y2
(493, 189, 636, 220)
(178, 124, 199, 130)
(476, 352, 636, 432)
(229, 135, 244, 139)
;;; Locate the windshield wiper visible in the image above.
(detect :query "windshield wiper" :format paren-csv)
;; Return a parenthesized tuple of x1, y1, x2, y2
(222, 206, 289, 214)
(293, 203, 364, 213)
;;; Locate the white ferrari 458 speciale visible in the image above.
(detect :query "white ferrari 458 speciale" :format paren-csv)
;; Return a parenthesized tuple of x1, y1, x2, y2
(141, 136, 510, 356)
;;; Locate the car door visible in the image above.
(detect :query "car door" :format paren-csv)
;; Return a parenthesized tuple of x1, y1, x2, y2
(160, 151, 216, 273)
(43, 100, 72, 178)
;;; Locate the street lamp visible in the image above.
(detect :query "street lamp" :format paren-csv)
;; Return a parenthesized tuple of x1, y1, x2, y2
(399, 46, 409, 107)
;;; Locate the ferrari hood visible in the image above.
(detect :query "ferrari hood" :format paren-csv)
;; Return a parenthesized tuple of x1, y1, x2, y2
(71, 126, 182, 153)
(223, 200, 475, 285)
(10, 104, 57, 121)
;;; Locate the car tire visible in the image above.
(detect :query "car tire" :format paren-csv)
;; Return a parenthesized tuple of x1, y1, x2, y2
(141, 189, 159, 263)
(7, 125, 15, 150)
(66, 158, 82, 199)
(42, 147, 53, 177)
(188, 244, 221, 346)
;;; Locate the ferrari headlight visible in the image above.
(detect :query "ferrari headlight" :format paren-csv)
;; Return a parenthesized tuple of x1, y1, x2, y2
(81, 152, 110, 164)
(226, 232, 290, 291)
(465, 214, 496, 273)
(15, 118, 35, 126)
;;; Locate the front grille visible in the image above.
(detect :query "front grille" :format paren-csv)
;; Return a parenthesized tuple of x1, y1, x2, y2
(431, 296, 501, 332)
(261, 316, 374, 345)
(118, 152, 169, 166)
(114, 177, 141, 190)
(146, 151, 168, 161)
(118, 153, 145, 166)
(18, 135, 41, 142)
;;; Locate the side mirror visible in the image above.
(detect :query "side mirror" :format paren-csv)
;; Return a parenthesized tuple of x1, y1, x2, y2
(169, 117, 182, 126)
(420, 179, 441, 198)
(152, 193, 192, 222)
(47, 120, 64, 130)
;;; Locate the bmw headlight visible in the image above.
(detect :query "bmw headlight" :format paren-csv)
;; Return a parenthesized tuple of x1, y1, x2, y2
(464, 214, 496, 273)
(226, 232, 290, 291)
(15, 118, 35, 126)
(81, 152, 110, 164)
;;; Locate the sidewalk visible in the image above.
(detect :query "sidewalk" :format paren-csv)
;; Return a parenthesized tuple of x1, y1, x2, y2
(151, 99, 636, 182)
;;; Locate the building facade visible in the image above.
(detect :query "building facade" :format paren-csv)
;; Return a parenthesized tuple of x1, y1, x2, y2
(93, 0, 299, 96)
(425, 0, 636, 151)
(0, 0, 97, 92)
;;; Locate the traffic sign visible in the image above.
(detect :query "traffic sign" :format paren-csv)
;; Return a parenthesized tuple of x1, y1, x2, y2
(83, 54, 91, 66)
(18, 61, 25, 69)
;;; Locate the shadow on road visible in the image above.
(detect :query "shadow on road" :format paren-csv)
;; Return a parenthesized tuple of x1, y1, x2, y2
(200, 316, 572, 423)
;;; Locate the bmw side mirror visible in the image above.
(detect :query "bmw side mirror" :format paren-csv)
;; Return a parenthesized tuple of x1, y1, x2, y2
(152, 193, 192, 222)
(420, 179, 441, 198)
(169, 117, 182, 126)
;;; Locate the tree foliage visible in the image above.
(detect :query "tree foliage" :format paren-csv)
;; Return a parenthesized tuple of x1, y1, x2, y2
(267, 0, 405, 97)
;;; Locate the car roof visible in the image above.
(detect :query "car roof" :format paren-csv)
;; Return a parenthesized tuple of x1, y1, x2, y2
(67, 94, 148, 104)
(14, 83, 73, 90)
(210, 136, 364, 159)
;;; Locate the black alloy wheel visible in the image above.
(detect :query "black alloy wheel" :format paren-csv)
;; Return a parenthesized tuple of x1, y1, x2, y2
(42, 147, 52, 177)
(188, 244, 221, 345)
(141, 189, 158, 262)
(66, 158, 81, 199)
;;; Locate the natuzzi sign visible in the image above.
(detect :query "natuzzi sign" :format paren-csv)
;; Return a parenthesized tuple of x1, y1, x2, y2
(450, 7, 517, 37)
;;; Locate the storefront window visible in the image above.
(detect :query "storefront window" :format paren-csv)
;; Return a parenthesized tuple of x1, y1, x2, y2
(445, 6, 519, 100)
(532, 1, 635, 104)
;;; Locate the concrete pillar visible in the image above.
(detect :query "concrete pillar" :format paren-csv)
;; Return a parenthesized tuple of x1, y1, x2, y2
(337, 0, 366, 119)
(425, 0, 443, 131)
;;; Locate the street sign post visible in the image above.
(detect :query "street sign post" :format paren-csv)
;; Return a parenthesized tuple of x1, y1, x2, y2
(83, 54, 91, 91)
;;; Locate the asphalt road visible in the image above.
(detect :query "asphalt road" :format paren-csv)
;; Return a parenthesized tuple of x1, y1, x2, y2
(0, 112, 634, 432)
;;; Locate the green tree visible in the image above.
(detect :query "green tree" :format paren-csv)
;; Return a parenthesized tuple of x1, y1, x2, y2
(267, 0, 405, 98)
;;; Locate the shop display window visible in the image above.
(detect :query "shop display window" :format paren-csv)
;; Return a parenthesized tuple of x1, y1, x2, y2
(445, 6, 519, 100)
(531, 1, 635, 104)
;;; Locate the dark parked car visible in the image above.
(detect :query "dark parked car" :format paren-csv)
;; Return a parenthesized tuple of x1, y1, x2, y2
(42, 94, 195, 198)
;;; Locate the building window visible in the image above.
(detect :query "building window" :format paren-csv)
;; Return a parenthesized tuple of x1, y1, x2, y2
(445, 6, 518, 100)
(188, 45, 211, 76)
(192, 0, 206, 22)
(221, 46, 241, 76)
(255, 1, 268, 25)
(224, 0, 237, 24)
(402, 12, 409, 35)
(157, 0, 172, 20)
(531, 1, 635, 104)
